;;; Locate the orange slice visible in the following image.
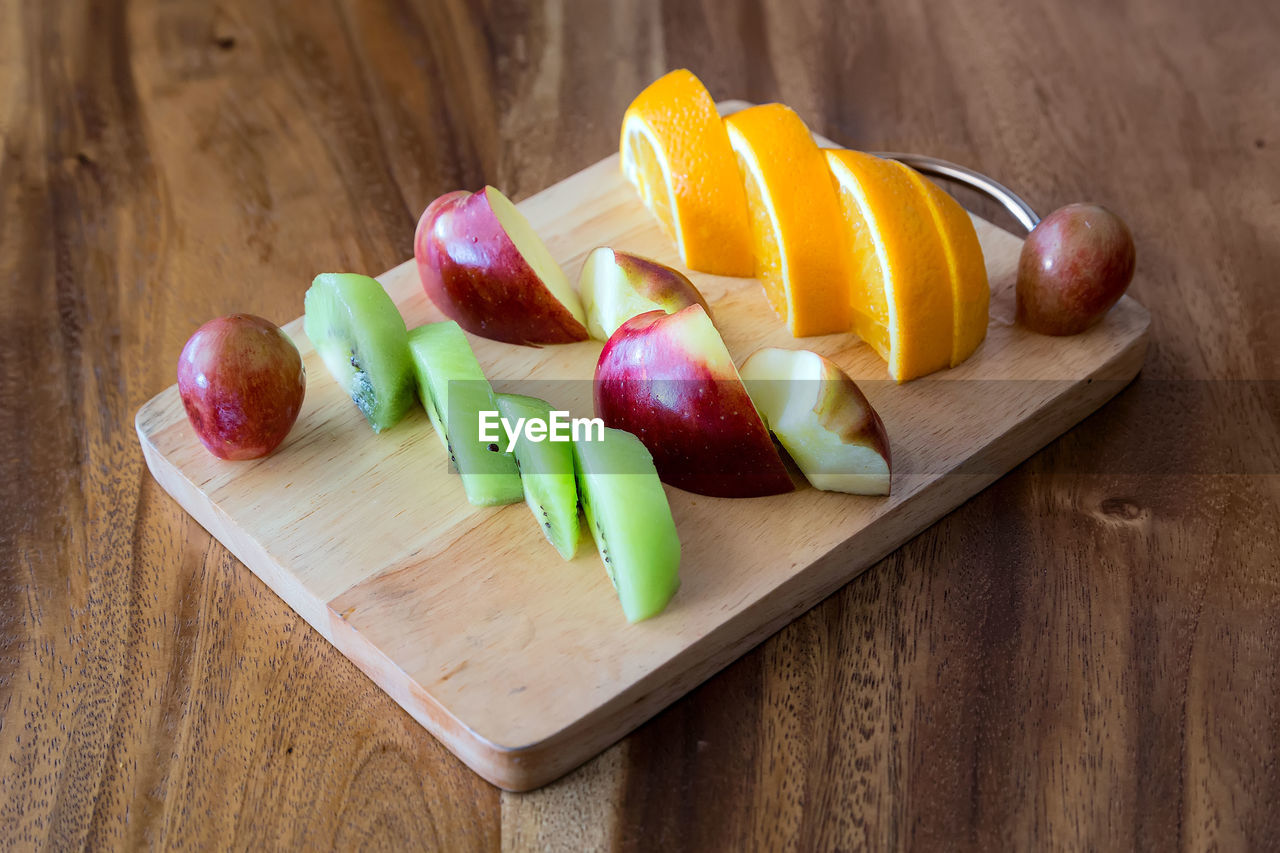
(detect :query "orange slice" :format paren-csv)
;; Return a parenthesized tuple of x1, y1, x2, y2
(724, 104, 851, 337)
(903, 171, 990, 366)
(824, 149, 953, 381)
(619, 70, 753, 277)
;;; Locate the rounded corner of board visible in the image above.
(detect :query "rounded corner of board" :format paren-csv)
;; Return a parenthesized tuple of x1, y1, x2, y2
(455, 736, 576, 793)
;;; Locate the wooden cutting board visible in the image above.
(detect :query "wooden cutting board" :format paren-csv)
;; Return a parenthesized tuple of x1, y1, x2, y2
(135, 102, 1149, 791)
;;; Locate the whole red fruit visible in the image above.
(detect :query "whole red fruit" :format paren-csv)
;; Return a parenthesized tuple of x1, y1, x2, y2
(1016, 203, 1136, 335)
(177, 314, 306, 460)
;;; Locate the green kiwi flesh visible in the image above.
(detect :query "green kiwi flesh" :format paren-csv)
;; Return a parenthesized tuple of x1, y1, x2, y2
(494, 393, 581, 560)
(407, 322, 523, 507)
(303, 273, 415, 432)
(573, 427, 680, 622)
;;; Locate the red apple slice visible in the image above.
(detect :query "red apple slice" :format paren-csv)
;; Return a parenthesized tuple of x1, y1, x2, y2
(579, 247, 711, 341)
(594, 305, 794, 498)
(414, 187, 589, 345)
(739, 347, 891, 495)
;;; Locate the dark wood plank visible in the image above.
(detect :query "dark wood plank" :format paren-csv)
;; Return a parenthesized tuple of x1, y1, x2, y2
(2, 0, 1277, 849)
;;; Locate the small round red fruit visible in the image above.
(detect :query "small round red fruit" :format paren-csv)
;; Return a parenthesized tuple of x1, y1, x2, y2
(177, 314, 306, 460)
(1016, 203, 1135, 336)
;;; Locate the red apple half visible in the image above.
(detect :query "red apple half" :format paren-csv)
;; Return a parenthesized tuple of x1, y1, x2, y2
(579, 247, 711, 341)
(594, 305, 794, 498)
(740, 347, 891, 495)
(414, 187, 588, 345)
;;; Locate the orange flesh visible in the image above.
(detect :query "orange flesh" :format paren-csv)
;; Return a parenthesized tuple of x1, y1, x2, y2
(619, 70, 754, 277)
(623, 128, 678, 241)
(736, 153, 788, 322)
(906, 173, 990, 366)
(724, 104, 852, 337)
(826, 150, 954, 381)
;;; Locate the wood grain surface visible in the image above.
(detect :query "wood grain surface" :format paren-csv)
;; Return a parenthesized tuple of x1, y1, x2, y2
(2, 0, 1277, 848)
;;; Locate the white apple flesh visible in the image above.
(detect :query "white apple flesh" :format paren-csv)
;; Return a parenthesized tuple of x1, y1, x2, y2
(740, 347, 891, 495)
(414, 186, 588, 345)
(579, 247, 711, 341)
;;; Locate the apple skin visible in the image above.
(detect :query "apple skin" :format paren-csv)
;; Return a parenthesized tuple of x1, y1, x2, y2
(594, 305, 794, 498)
(177, 314, 306, 460)
(414, 188, 589, 345)
(580, 247, 711, 340)
(1016, 203, 1135, 336)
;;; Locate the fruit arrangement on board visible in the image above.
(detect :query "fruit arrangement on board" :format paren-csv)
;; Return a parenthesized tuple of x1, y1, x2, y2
(173, 70, 1136, 623)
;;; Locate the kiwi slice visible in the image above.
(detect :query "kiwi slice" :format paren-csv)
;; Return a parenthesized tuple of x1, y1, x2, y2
(573, 427, 680, 622)
(494, 393, 581, 560)
(303, 273, 414, 432)
(407, 322, 523, 507)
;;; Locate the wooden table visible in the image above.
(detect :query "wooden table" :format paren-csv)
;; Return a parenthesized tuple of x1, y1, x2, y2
(3, 0, 1277, 848)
